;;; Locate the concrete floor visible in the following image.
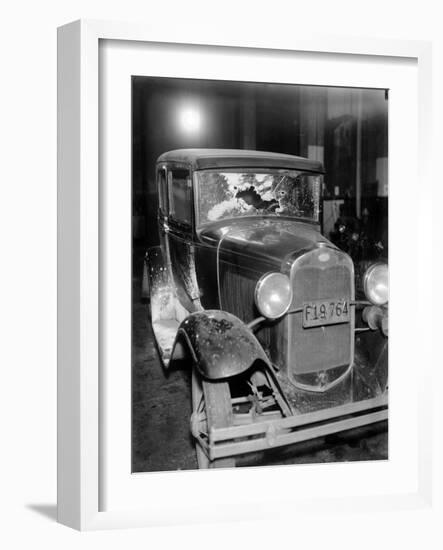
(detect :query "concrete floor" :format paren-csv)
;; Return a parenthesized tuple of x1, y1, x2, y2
(132, 245, 388, 473)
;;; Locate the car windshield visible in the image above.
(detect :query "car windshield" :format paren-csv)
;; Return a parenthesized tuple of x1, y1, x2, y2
(195, 170, 322, 225)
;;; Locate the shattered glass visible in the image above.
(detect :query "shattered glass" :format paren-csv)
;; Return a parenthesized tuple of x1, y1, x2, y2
(196, 170, 321, 225)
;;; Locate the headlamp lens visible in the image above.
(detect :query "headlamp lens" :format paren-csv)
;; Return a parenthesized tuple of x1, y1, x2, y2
(255, 272, 292, 320)
(364, 263, 388, 306)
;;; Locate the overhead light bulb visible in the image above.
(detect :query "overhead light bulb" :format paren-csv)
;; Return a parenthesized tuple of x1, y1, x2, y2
(178, 107, 201, 134)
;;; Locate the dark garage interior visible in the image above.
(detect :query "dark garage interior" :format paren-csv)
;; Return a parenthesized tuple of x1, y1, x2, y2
(132, 76, 388, 472)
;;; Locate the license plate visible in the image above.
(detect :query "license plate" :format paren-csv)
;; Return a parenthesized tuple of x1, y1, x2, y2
(303, 299, 350, 328)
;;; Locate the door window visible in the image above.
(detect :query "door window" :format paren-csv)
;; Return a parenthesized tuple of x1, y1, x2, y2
(157, 167, 167, 215)
(168, 168, 192, 225)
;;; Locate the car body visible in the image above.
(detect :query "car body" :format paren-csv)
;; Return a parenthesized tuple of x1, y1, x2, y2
(144, 148, 388, 468)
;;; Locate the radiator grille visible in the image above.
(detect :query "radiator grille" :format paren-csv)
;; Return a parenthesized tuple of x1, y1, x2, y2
(288, 249, 354, 377)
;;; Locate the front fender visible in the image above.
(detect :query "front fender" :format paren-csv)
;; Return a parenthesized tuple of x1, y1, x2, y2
(170, 310, 271, 380)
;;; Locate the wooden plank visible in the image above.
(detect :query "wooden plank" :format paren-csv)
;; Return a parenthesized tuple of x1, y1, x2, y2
(212, 409, 388, 459)
(212, 394, 388, 442)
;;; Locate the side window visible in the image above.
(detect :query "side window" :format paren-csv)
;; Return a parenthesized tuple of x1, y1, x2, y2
(168, 168, 192, 225)
(157, 167, 167, 215)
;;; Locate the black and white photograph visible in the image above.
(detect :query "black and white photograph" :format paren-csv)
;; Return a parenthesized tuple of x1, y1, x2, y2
(3, 0, 439, 542)
(131, 76, 389, 472)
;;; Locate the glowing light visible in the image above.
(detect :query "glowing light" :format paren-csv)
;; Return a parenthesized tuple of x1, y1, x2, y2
(178, 106, 202, 134)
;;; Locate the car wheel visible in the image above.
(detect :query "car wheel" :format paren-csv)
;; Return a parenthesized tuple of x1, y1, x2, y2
(191, 367, 236, 469)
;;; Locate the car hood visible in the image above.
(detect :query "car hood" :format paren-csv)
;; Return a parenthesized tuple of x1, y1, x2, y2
(197, 217, 335, 268)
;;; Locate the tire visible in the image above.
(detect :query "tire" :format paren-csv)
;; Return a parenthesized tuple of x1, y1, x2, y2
(191, 367, 236, 469)
(191, 367, 210, 468)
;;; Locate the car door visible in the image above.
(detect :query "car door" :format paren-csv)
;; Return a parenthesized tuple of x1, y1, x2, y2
(166, 165, 201, 313)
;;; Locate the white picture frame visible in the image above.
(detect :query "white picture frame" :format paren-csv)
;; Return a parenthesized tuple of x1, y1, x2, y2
(57, 19, 434, 531)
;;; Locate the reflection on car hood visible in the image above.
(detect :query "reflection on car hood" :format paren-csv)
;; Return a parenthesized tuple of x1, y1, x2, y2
(197, 217, 335, 266)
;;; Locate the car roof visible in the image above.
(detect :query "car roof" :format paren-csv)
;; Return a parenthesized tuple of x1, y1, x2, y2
(156, 148, 324, 173)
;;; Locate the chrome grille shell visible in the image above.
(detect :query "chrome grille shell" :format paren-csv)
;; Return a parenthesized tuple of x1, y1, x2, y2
(286, 246, 355, 388)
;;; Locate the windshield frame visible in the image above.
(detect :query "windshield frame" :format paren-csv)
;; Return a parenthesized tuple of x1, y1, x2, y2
(193, 167, 323, 229)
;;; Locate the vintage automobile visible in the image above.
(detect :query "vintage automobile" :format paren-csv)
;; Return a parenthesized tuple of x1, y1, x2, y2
(143, 148, 388, 469)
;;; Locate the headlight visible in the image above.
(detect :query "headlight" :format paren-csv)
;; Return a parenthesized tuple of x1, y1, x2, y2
(363, 263, 388, 306)
(254, 272, 293, 320)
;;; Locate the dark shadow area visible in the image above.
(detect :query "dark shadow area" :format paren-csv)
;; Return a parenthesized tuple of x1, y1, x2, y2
(26, 504, 57, 522)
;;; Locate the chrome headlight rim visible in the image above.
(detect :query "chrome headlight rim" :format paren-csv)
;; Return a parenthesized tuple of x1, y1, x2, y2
(363, 262, 389, 306)
(254, 272, 293, 320)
